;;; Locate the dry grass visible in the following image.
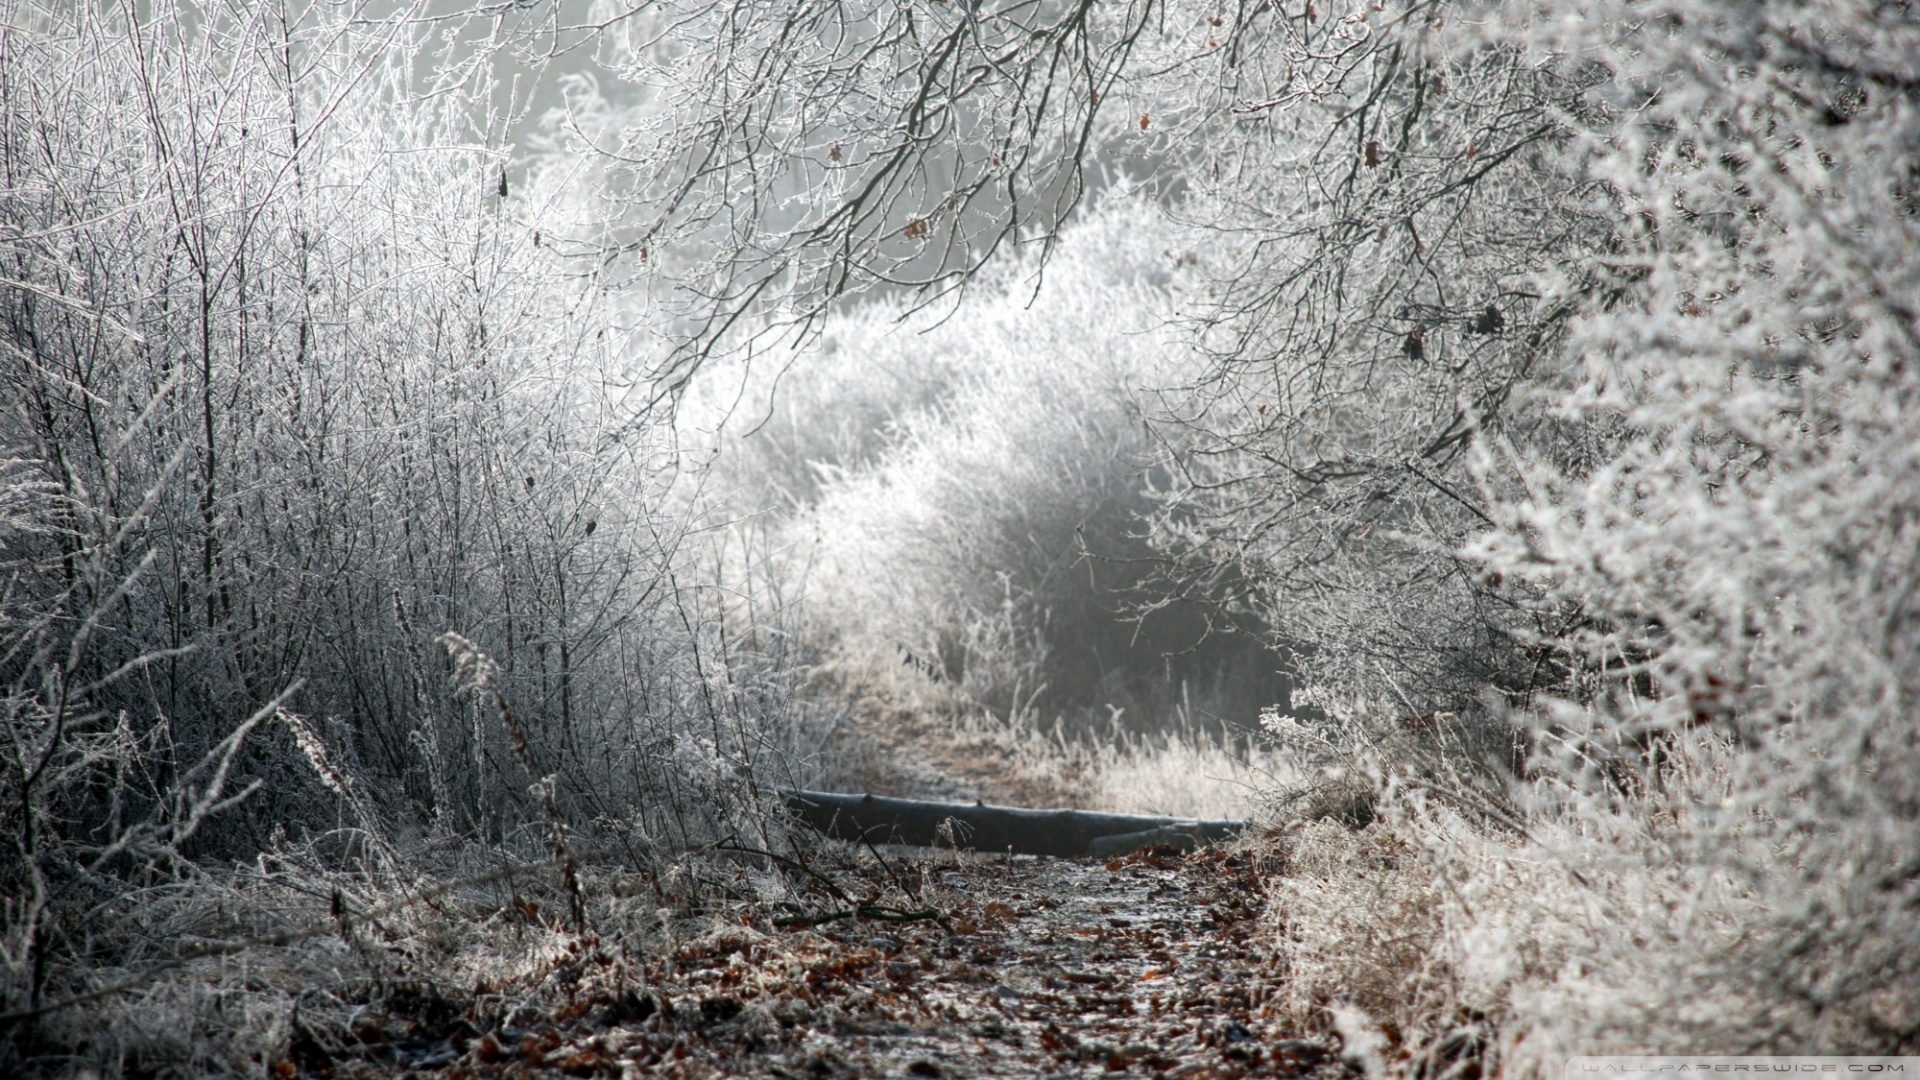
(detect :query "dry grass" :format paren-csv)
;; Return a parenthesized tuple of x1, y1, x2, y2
(811, 655, 1289, 821)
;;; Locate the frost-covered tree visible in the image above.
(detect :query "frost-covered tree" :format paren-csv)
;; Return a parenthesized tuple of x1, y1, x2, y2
(1454, 0, 1920, 1054)
(1, 0, 802, 1028)
(531, 0, 1153, 399)
(1123, 8, 1609, 723)
(559, 0, 1612, 729)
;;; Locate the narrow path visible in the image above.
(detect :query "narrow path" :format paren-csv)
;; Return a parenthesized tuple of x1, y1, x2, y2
(706, 847, 1323, 1079)
(316, 845, 1335, 1079)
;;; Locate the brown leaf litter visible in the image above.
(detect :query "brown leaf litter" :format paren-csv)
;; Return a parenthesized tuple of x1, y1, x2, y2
(286, 845, 1349, 1079)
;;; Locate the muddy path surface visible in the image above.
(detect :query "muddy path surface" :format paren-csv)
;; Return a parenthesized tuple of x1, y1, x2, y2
(307, 844, 1338, 1079)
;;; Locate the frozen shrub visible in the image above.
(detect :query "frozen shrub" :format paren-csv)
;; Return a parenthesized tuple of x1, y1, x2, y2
(0, 3, 805, 1060)
(1129, 14, 1606, 734)
(1256, 1, 1920, 1066)
(693, 199, 1289, 733)
(1459, 0, 1920, 1055)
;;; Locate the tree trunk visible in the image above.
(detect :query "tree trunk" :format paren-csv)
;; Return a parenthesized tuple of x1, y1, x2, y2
(781, 789, 1243, 858)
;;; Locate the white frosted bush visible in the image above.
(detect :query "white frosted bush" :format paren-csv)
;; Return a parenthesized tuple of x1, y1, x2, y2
(693, 198, 1285, 728)
(1440, 0, 1920, 1059)
(0, 5, 804, 1058)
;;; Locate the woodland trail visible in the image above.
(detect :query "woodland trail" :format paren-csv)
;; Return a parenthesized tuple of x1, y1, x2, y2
(296, 708, 1324, 1079)
(308, 843, 1334, 1079)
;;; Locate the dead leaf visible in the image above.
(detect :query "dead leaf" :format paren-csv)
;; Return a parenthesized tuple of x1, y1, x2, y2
(559, 1050, 612, 1076)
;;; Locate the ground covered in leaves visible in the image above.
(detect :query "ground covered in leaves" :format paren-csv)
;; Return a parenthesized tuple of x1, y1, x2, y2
(289, 845, 1344, 1079)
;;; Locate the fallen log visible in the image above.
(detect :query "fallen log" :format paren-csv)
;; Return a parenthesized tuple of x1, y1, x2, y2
(780, 789, 1244, 858)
